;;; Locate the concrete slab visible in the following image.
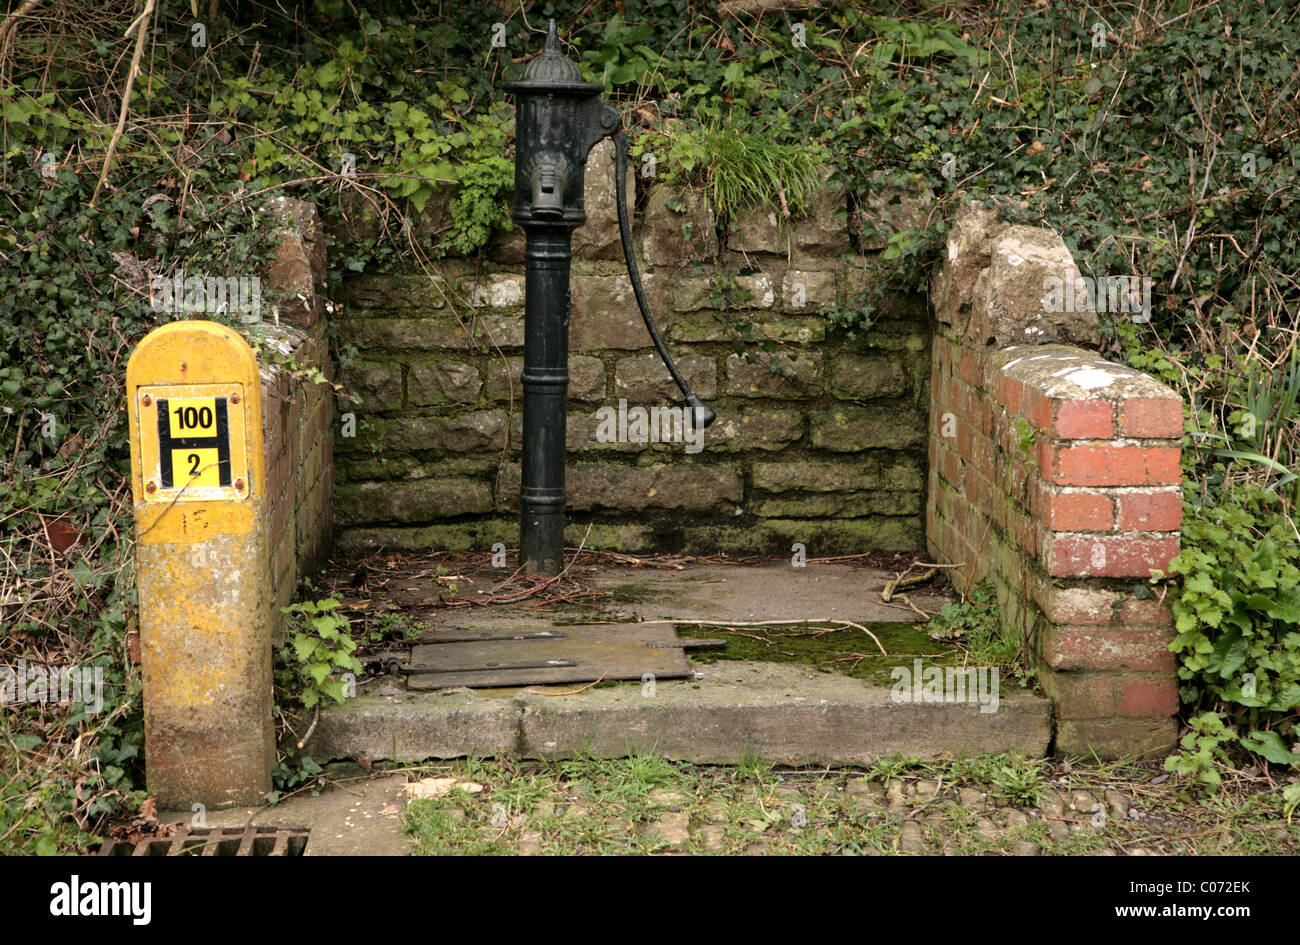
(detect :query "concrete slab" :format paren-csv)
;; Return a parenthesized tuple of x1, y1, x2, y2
(310, 661, 1051, 767)
(583, 560, 954, 624)
(162, 774, 411, 856)
(431, 560, 952, 630)
(308, 557, 1050, 768)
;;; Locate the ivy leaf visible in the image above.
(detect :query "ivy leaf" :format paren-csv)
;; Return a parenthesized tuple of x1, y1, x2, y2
(1210, 628, 1248, 677)
(1269, 684, 1300, 712)
(1264, 589, 1300, 625)
(11, 733, 43, 751)
(1241, 730, 1299, 766)
(3, 96, 39, 125)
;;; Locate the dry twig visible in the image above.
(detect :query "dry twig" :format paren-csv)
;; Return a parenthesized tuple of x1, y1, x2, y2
(89, 0, 157, 209)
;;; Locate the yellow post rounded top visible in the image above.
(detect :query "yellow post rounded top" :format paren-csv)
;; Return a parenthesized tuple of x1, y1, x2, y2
(126, 319, 261, 390)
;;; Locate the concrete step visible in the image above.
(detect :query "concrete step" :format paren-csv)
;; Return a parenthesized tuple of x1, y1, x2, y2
(309, 660, 1051, 766)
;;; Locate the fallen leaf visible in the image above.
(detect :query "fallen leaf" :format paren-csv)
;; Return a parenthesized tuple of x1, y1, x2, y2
(405, 777, 483, 799)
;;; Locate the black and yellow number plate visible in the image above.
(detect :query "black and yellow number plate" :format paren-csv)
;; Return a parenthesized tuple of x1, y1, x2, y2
(137, 384, 248, 501)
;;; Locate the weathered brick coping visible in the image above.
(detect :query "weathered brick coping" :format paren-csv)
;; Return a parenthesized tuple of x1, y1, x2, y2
(993, 345, 1182, 580)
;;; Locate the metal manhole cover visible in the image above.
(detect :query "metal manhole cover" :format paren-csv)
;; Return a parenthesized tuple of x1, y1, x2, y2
(98, 825, 310, 856)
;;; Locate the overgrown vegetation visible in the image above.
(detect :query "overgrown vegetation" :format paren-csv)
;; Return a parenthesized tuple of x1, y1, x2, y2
(656, 121, 825, 223)
(278, 597, 362, 710)
(402, 750, 1295, 855)
(925, 581, 1026, 681)
(4, 0, 1300, 850)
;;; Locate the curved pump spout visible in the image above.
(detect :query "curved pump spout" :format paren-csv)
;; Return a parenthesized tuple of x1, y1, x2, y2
(613, 131, 716, 428)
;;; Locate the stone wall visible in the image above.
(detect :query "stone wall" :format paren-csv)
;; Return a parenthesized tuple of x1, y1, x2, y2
(258, 198, 334, 618)
(331, 139, 933, 556)
(928, 202, 1182, 758)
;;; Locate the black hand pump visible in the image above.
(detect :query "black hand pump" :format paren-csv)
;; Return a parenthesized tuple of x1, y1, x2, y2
(502, 20, 714, 576)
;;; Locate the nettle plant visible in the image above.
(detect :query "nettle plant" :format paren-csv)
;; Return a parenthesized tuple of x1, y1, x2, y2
(278, 597, 363, 710)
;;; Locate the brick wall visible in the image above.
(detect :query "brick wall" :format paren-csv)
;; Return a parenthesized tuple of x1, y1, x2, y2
(258, 197, 334, 618)
(261, 327, 334, 617)
(330, 147, 934, 557)
(928, 202, 1183, 758)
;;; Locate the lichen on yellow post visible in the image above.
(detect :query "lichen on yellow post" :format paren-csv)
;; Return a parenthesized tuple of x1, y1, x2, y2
(126, 321, 274, 809)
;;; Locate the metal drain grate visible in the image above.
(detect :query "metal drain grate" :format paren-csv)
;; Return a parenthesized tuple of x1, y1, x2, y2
(98, 825, 310, 856)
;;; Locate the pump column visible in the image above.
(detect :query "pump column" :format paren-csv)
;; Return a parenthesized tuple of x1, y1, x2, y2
(520, 225, 572, 576)
(502, 20, 617, 577)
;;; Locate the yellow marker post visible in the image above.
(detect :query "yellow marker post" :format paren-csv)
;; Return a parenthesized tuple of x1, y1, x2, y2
(126, 321, 273, 809)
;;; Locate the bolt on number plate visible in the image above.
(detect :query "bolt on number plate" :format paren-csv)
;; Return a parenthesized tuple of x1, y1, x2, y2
(137, 383, 249, 502)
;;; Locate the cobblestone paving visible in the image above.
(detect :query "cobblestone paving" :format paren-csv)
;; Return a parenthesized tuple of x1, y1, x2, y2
(399, 756, 1298, 856)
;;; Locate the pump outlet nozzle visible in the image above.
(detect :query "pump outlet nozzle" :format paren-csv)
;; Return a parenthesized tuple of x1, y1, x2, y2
(530, 159, 567, 219)
(686, 394, 716, 429)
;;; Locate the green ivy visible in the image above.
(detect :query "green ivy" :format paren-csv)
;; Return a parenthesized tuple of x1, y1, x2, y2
(1161, 489, 1300, 775)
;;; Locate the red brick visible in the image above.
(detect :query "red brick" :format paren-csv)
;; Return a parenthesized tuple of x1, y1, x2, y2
(1056, 718, 1177, 758)
(1117, 675, 1179, 717)
(1118, 597, 1174, 626)
(1028, 520, 1045, 555)
(1000, 376, 1023, 416)
(934, 334, 951, 367)
(995, 414, 1019, 454)
(971, 435, 995, 479)
(263, 408, 284, 464)
(1042, 625, 1176, 671)
(1116, 490, 1182, 531)
(958, 348, 979, 385)
(1052, 399, 1116, 439)
(954, 418, 972, 461)
(270, 489, 291, 541)
(1038, 487, 1115, 531)
(990, 489, 1010, 530)
(1045, 443, 1181, 487)
(1006, 456, 1030, 504)
(1121, 397, 1183, 438)
(1033, 582, 1118, 625)
(1012, 512, 1041, 555)
(941, 486, 962, 525)
(1043, 671, 1116, 718)
(1022, 388, 1049, 428)
(939, 443, 962, 489)
(963, 469, 984, 510)
(1048, 534, 1180, 578)
(940, 520, 961, 560)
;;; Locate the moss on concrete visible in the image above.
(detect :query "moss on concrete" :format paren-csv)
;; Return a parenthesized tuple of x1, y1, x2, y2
(679, 620, 960, 687)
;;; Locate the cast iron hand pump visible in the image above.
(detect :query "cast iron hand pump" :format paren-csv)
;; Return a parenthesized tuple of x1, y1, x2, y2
(502, 20, 714, 576)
